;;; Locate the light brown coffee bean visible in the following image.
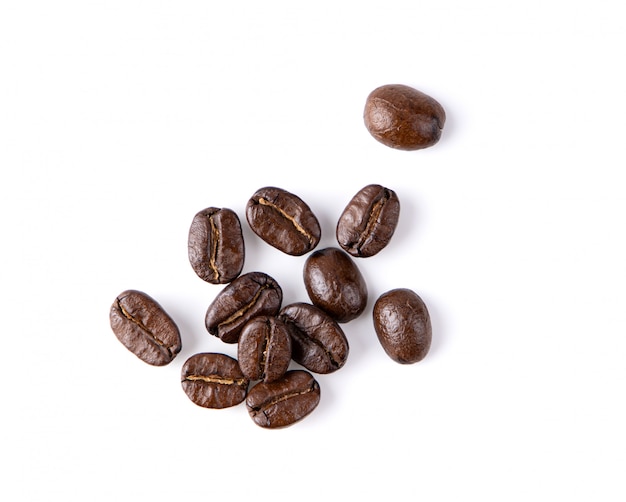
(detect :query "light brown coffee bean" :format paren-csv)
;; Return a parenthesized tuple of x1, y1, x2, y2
(364, 84, 445, 150)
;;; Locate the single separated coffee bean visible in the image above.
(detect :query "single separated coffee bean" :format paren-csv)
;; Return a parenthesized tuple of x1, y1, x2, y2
(188, 207, 245, 284)
(246, 370, 321, 429)
(109, 290, 182, 366)
(205, 271, 283, 343)
(246, 186, 321, 256)
(336, 184, 400, 258)
(364, 84, 446, 150)
(373, 288, 432, 364)
(181, 353, 249, 409)
(303, 247, 367, 323)
(238, 316, 292, 383)
(279, 302, 349, 374)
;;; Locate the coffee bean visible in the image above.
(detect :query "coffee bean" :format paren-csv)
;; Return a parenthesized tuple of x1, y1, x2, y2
(188, 207, 245, 284)
(303, 247, 368, 323)
(373, 288, 432, 364)
(246, 186, 321, 256)
(205, 271, 283, 343)
(279, 302, 349, 374)
(246, 370, 320, 429)
(181, 353, 249, 409)
(237, 316, 292, 383)
(363, 84, 446, 150)
(109, 290, 182, 366)
(336, 184, 400, 258)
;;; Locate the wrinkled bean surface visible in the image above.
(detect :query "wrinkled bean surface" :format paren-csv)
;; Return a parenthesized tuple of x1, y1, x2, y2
(279, 302, 349, 374)
(246, 370, 320, 429)
(364, 84, 446, 150)
(373, 288, 432, 364)
(205, 271, 283, 343)
(181, 353, 249, 408)
(303, 247, 368, 323)
(246, 186, 321, 256)
(336, 184, 400, 258)
(238, 316, 292, 383)
(109, 289, 182, 366)
(188, 207, 245, 284)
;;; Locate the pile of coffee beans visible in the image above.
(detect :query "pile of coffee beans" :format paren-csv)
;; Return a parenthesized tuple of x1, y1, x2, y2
(109, 84, 443, 429)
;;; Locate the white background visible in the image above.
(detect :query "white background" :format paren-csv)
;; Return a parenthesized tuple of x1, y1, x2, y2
(1, 1, 625, 500)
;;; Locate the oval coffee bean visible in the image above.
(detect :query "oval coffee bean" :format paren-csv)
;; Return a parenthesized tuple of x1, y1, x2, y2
(336, 184, 400, 258)
(109, 290, 182, 366)
(246, 370, 321, 429)
(238, 316, 292, 383)
(279, 302, 349, 374)
(373, 288, 432, 364)
(303, 247, 367, 323)
(181, 353, 249, 409)
(188, 207, 245, 284)
(205, 271, 283, 343)
(246, 186, 321, 256)
(363, 84, 446, 150)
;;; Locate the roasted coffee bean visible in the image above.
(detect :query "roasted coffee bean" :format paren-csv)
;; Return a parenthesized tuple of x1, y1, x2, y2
(336, 184, 400, 258)
(246, 186, 321, 256)
(363, 84, 446, 150)
(238, 316, 292, 383)
(303, 247, 367, 323)
(246, 370, 320, 429)
(373, 288, 432, 364)
(188, 207, 245, 284)
(205, 271, 283, 343)
(181, 353, 249, 409)
(279, 302, 349, 374)
(109, 289, 182, 366)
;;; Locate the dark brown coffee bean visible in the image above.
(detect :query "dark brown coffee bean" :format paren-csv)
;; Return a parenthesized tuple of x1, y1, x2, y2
(363, 84, 446, 150)
(373, 288, 432, 364)
(303, 247, 367, 323)
(238, 316, 292, 383)
(336, 184, 400, 258)
(181, 353, 249, 409)
(109, 290, 182, 366)
(205, 271, 283, 343)
(246, 370, 320, 429)
(188, 207, 245, 284)
(246, 186, 321, 256)
(279, 302, 349, 374)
